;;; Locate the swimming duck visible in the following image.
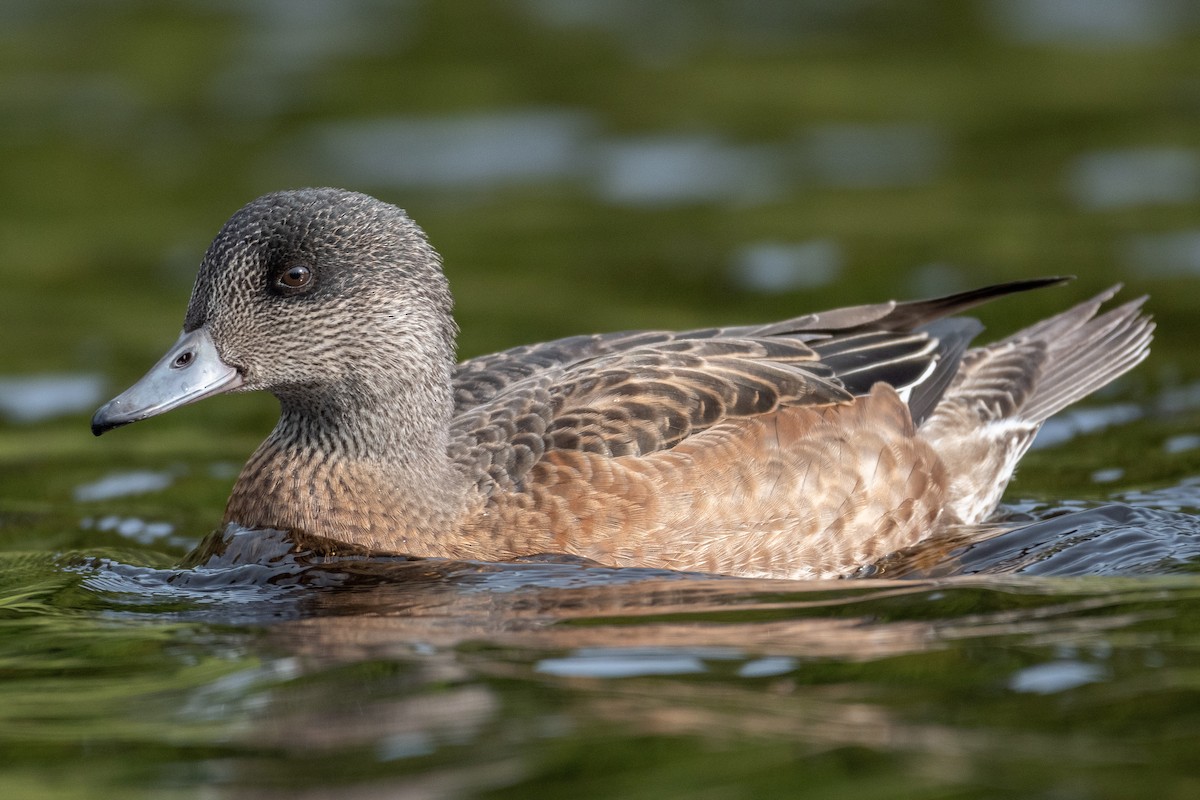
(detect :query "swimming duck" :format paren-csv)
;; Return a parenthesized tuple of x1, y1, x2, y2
(92, 188, 1153, 579)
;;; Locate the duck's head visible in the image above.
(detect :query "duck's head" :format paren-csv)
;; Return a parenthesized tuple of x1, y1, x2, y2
(92, 188, 456, 436)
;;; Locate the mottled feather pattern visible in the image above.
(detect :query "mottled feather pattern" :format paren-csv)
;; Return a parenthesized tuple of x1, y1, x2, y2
(449, 338, 858, 495)
(465, 384, 949, 579)
(453, 330, 678, 411)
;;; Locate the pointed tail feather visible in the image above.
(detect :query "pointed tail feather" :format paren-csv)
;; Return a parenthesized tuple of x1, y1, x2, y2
(1016, 295, 1153, 422)
(920, 286, 1152, 523)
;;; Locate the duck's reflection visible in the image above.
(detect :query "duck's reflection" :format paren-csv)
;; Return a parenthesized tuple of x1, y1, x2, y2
(175, 525, 1172, 799)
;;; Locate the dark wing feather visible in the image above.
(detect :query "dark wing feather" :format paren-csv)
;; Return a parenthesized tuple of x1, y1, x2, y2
(906, 318, 984, 424)
(808, 331, 939, 395)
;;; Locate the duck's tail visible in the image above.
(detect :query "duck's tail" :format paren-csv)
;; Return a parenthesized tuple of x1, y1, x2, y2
(918, 286, 1153, 524)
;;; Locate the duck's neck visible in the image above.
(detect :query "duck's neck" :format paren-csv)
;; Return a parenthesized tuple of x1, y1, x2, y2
(224, 374, 476, 553)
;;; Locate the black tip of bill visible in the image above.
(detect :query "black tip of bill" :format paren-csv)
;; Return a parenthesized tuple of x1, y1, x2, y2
(90, 327, 243, 437)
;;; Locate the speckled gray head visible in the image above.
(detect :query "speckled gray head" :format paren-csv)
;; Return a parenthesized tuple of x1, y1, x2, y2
(92, 188, 457, 435)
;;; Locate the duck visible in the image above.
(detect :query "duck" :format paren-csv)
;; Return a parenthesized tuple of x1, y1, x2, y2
(91, 188, 1153, 580)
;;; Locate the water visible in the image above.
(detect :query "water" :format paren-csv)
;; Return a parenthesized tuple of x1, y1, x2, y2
(3, 2, 1200, 798)
(6, 523, 1200, 797)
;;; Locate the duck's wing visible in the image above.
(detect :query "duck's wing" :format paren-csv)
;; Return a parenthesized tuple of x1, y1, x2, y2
(448, 323, 969, 494)
(451, 277, 1068, 412)
(449, 277, 1072, 494)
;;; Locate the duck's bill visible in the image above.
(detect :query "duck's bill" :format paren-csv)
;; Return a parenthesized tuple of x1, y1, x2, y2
(91, 328, 243, 436)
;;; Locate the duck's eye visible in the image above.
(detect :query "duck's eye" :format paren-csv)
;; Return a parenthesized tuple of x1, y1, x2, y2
(277, 265, 312, 291)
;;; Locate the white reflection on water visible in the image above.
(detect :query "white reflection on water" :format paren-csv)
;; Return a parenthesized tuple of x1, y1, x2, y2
(1164, 434, 1200, 454)
(1031, 403, 1143, 449)
(298, 111, 593, 190)
(1069, 148, 1200, 210)
(0, 373, 103, 424)
(987, 0, 1191, 45)
(1156, 380, 1200, 414)
(1008, 660, 1105, 694)
(729, 239, 842, 293)
(74, 470, 175, 501)
(536, 648, 714, 678)
(80, 513, 198, 549)
(595, 136, 783, 206)
(737, 656, 797, 678)
(1122, 229, 1200, 277)
(81, 514, 174, 542)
